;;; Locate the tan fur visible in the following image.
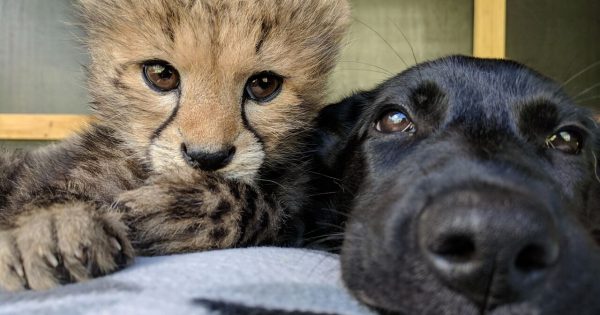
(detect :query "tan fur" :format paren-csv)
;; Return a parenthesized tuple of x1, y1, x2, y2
(0, 0, 349, 291)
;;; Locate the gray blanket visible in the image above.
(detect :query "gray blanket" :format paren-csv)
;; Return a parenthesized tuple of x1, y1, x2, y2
(0, 248, 375, 315)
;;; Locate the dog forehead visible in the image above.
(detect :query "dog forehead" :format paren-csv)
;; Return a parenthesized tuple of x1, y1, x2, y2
(378, 56, 574, 126)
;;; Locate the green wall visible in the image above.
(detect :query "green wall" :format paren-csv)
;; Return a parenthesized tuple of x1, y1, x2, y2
(507, 0, 600, 111)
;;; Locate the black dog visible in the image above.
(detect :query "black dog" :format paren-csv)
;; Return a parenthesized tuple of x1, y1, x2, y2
(308, 56, 600, 315)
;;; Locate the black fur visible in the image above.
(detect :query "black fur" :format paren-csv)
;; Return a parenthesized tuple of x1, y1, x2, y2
(308, 56, 600, 315)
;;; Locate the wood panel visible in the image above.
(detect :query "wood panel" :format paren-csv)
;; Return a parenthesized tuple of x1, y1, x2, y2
(473, 0, 506, 58)
(0, 115, 92, 140)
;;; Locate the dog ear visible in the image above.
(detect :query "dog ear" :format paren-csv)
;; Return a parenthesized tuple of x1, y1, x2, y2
(312, 91, 373, 171)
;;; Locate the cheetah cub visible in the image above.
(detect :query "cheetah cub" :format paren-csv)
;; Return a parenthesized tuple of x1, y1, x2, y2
(0, 0, 349, 291)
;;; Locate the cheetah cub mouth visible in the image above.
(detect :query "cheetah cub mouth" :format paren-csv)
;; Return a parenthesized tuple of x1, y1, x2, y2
(81, 0, 350, 182)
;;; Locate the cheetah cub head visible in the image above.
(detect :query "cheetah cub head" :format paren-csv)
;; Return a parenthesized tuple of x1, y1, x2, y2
(78, 0, 350, 182)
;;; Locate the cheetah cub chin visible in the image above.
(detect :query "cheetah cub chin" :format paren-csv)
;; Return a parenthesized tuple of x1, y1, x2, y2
(0, 0, 349, 291)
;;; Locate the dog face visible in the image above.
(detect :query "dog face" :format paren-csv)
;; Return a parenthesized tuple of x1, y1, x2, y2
(78, 0, 349, 181)
(318, 56, 600, 315)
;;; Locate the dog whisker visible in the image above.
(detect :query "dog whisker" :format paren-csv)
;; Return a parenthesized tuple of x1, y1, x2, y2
(562, 60, 600, 88)
(390, 19, 419, 67)
(320, 207, 353, 220)
(337, 68, 392, 76)
(302, 232, 346, 243)
(307, 191, 338, 197)
(340, 60, 394, 75)
(573, 82, 600, 100)
(307, 171, 342, 182)
(316, 222, 347, 232)
(575, 95, 600, 104)
(305, 235, 346, 246)
(585, 116, 599, 128)
(254, 178, 288, 191)
(352, 17, 409, 69)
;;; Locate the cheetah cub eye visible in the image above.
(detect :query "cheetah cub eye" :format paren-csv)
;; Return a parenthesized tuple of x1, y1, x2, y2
(245, 71, 283, 103)
(143, 60, 180, 92)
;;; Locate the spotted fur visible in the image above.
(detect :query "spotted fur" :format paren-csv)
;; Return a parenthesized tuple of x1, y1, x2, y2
(0, 0, 349, 291)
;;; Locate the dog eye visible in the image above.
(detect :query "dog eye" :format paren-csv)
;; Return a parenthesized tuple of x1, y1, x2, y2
(245, 72, 283, 103)
(545, 129, 583, 154)
(143, 61, 180, 92)
(375, 110, 416, 134)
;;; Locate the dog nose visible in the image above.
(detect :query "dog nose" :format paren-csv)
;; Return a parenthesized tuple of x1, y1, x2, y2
(418, 199, 560, 307)
(181, 144, 236, 171)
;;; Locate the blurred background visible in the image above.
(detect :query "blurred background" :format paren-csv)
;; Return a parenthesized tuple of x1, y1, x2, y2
(1, 0, 599, 149)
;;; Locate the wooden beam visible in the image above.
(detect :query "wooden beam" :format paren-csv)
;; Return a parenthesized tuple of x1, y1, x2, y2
(0, 114, 92, 140)
(473, 0, 507, 59)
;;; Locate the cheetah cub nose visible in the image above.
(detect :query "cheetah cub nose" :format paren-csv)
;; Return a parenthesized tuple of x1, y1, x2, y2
(181, 143, 236, 171)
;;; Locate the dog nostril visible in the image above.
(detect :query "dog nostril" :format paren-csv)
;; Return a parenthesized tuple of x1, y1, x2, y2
(418, 196, 562, 308)
(514, 243, 559, 273)
(430, 234, 476, 262)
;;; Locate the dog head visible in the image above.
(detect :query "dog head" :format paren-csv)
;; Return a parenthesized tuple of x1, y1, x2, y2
(78, 0, 350, 181)
(317, 56, 600, 315)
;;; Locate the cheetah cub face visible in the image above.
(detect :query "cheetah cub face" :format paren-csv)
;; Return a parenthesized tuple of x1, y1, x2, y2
(79, 0, 350, 181)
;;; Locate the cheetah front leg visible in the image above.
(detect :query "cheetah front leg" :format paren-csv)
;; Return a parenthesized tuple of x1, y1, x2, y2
(118, 175, 283, 255)
(0, 202, 134, 291)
